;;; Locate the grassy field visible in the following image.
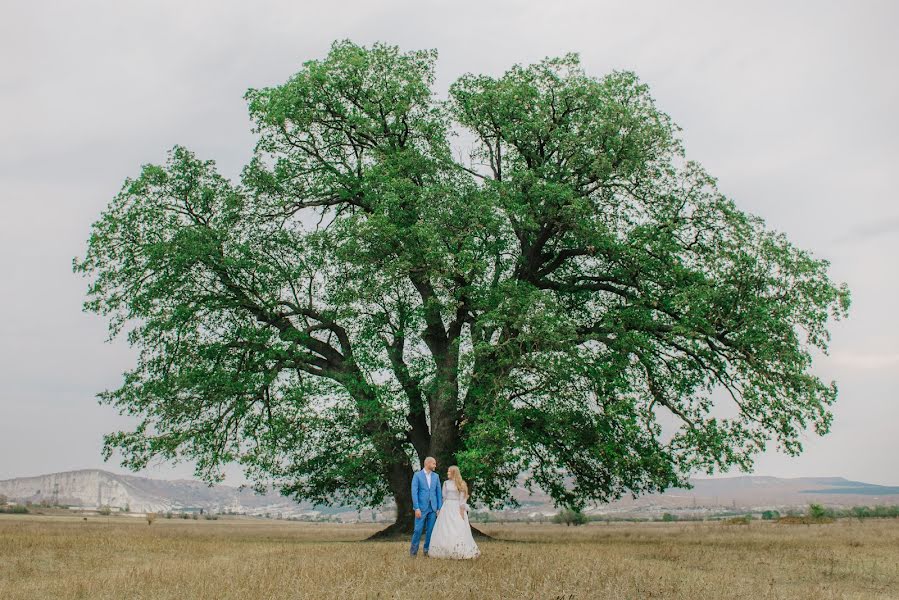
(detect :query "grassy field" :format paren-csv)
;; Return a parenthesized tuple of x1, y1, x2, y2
(1, 514, 897, 599)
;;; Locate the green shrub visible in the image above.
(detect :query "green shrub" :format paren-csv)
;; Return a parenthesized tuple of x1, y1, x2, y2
(761, 510, 780, 520)
(98, 505, 112, 516)
(851, 506, 869, 519)
(661, 513, 678, 522)
(872, 505, 899, 518)
(778, 514, 834, 525)
(0, 505, 28, 514)
(553, 508, 588, 526)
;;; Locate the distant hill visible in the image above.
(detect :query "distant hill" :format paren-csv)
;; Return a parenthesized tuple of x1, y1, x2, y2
(1, 470, 897, 521)
(0, 469, 326, 517)
(589, 476, 899, 518)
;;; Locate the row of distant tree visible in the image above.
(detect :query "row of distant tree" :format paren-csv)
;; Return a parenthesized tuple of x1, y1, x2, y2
(470, 504, 899, 526)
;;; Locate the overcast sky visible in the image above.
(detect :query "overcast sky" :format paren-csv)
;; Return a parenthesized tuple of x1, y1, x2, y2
(1, 0, 897, 487)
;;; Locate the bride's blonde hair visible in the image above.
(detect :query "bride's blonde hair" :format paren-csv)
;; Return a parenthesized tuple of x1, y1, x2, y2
(447, 465, 468, 497)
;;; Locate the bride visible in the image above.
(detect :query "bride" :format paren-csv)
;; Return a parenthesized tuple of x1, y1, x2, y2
(427, 465, 481, 559)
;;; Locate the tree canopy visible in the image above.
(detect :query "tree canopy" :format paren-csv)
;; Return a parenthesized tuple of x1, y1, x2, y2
(74, 40, 849, 533)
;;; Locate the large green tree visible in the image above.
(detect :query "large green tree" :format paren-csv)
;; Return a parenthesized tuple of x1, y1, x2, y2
(74, 40, 849, 535)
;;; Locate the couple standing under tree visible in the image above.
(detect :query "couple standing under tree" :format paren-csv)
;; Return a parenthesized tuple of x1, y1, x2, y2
(409, 457, 480, 559)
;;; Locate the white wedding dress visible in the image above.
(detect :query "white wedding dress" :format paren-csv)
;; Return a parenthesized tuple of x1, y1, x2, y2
(427, 479, 481, 559)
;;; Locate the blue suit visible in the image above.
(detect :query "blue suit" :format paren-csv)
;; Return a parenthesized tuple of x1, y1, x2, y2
(409, 469, 442, 555)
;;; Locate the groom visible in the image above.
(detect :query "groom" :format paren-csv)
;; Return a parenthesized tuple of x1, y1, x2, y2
(409, 456, 442, 557)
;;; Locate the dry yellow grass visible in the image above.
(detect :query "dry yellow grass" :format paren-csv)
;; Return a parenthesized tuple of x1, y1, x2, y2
(1, 514, 897, 599)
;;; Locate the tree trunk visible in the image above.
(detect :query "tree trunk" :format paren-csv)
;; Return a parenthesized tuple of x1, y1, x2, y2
(428, 357, 460, 474)
(429, 410, 458, 475)
(367, 461, 415, 539)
